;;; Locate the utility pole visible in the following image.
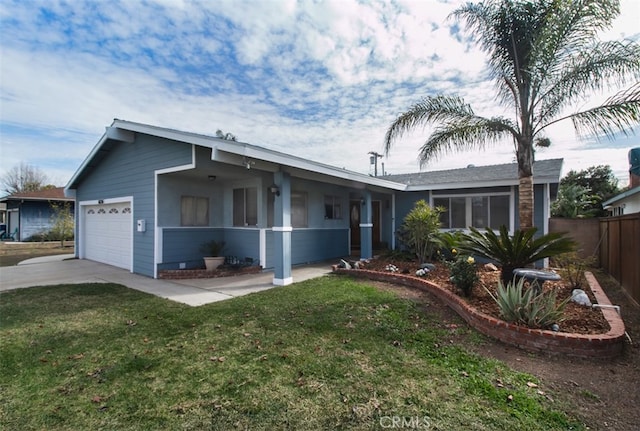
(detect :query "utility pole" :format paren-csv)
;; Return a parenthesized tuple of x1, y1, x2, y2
(368, 151, 383, 177)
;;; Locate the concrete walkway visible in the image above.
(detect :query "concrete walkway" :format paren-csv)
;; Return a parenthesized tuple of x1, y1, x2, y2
(0, 256, 333, 306)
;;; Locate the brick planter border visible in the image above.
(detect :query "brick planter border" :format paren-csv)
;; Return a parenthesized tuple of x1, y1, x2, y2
(159, 265, 262, 280)
(334, 268, 626, 358)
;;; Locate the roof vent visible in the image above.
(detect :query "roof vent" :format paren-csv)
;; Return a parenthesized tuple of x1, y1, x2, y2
(467, 164, 475, 168)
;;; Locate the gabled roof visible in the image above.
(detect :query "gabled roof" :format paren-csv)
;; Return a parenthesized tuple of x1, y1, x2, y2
(602, 185, 640, 207)
(0, 187, 73, 202)
(66, 120, 407, 191)
(383, 159, 563, 191)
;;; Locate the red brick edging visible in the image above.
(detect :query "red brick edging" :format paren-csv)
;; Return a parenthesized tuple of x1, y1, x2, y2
(334, 268, 626, 358)
(159, 266, 262, 279)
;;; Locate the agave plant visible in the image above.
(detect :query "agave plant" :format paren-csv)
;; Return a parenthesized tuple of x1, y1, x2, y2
(492, 278, 569, 329)
(459, 225, 575, 284)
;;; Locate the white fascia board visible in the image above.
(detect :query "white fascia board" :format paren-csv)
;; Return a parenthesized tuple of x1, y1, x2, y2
(404, 176, 559, 192)
(65, 129, 110, 192)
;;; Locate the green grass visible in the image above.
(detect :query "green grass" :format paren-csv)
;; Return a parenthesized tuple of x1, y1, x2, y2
(0, 276, 584, 430)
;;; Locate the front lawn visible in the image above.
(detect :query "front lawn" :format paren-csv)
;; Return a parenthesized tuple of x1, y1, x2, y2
(0, 276, 583, 430)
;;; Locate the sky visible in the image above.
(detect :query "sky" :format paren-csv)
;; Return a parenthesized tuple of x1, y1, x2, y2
(1, 0, 639, 191)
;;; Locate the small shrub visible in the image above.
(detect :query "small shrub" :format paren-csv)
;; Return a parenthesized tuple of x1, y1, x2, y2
(447, 255, 479, 297)
(399, 200, 444, 263)
(492, 278, 568, 329)
(553, 252, 595, 290)
(437, 230, 465, 261)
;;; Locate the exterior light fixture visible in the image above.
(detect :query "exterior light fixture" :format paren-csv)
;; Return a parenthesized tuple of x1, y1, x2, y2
(269, 184, 280, 196)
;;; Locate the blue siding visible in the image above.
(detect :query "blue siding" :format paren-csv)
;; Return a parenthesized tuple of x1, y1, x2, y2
(265, 230, 275, 268)
(264, 228, 348, 269)
(394, 192, 430, 233)
(223, 229, 260, 262)
(534, 184, 545, 236)
(159, 227, 260, 270)
(291, 228, 349, 264)
(162, 227, 224, 263)
(75, 135, 193, 277)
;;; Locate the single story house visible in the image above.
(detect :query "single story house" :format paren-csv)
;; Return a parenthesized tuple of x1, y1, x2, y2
(0, 187, 75, 241)
(65, 120, 562, 284)
(602, 186, 640, 216)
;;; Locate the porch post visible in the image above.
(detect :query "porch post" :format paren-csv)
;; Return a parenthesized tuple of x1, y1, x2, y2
(272, 171, 292, 285)
(360, 190, 373, 260)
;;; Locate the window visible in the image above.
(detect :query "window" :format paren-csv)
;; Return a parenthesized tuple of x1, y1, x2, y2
(181, 196, 209, 226)
(267, 191, 308, 228)
(291, 192, 308, 227)
(233, 187, 257, 226)
(434, 195, 510, 230)
(324, 195, 342, 219)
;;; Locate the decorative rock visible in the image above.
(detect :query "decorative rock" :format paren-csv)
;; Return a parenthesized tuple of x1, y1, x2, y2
(415, 268, 429, 277)
(385, 264, 399, 273)
(484, 263, 499, 272)
(420, 263, 436, 271)
(571, 289, 592, 307)
(340, 259, 352, 270)
(551, 323, 560, 332)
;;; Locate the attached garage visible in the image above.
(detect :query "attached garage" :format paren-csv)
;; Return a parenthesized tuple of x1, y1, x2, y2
(82, 201, 133, 271)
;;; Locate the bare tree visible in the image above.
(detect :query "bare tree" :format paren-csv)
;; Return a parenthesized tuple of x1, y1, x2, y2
(1, 162, 51, 195)
(49, 201, 74, 247)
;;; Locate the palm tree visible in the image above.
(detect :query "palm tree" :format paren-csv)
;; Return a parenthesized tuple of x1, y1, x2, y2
(384, 0, 640, 229)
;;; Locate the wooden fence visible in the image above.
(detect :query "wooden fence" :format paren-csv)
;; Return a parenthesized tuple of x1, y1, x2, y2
(599, 214, 640, 305)
(549, 218, 600, 264)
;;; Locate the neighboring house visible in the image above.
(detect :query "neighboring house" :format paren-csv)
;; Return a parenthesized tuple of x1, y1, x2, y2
(602, 186, 640, 216)
(0, 187, 75, 241)
(65, 120, 562, 283)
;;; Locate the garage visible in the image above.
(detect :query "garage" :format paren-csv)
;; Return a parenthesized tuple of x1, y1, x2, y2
(83, 201, 133, 270)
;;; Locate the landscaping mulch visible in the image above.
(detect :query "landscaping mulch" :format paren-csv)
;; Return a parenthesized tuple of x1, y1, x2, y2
(357, 257, 610, 335)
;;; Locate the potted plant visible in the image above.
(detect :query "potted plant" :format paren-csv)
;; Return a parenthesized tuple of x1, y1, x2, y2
(200, 240, 226, 270)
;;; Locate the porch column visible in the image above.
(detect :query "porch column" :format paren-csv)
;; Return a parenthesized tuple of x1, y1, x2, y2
(360, 190, 373, 260)
(272, 171, 292, 285)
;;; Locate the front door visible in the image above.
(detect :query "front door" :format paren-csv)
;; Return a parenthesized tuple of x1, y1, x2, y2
(350, 200, 382, 251)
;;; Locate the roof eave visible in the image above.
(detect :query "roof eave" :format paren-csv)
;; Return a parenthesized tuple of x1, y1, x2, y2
(94, 120, 408, 191)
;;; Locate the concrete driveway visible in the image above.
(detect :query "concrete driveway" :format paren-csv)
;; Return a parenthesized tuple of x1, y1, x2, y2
(0, 256, 333, 306)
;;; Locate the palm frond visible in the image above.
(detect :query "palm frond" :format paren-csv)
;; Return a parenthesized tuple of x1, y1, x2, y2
(569, 82, 640, 139)
(535, 40, 640, 126)
(418, 117, 516, 166)
(384, 95, 474, 154)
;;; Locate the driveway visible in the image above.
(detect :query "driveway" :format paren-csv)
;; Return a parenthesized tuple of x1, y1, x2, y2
(0, 257, 333, 306)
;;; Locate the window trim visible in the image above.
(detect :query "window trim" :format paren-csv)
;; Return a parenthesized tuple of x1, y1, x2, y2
(432, 192, 511, 231)
(324, 195, 343, 220)
(180, 195, 209, 226)
(233, 187, 258, 227)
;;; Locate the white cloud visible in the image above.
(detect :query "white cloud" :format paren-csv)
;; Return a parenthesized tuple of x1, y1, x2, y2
(0, 0, 638, 190)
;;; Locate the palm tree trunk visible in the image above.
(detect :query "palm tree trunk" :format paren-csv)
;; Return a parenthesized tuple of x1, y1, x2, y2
(518, 175, 534, 230)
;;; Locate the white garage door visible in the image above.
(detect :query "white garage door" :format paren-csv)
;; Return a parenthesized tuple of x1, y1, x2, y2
(83, 202, 132, 270)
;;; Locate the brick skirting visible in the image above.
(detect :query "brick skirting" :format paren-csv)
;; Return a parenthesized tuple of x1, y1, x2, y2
(159, 265, 262, 280)
(334, 268, 626, 358)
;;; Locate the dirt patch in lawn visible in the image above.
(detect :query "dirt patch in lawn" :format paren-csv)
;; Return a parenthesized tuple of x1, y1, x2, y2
(366, 268, 640, 431)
